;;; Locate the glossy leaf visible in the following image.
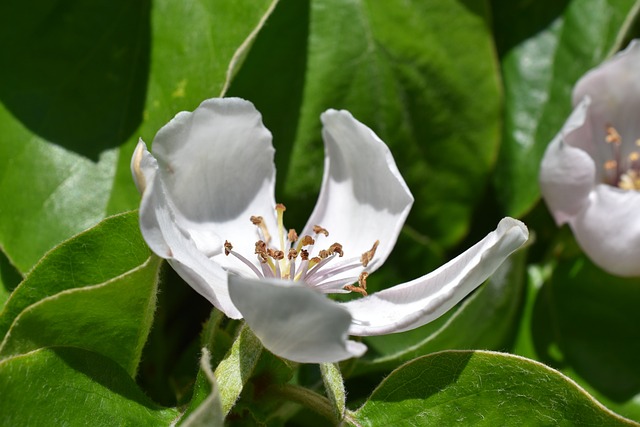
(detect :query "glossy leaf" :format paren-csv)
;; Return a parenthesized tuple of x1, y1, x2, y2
(352, 350, 637, 426)
(492, 0, 640, 216)
(518, 255, 640, 421)
(0, 0, 279, 274)
(232, 0, 501, 250)
(0, 347, 178, 426)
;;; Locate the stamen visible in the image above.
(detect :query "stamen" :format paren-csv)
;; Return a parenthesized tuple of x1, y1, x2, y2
(250, 216, 271, 243)
(288, 228, 298, 243)
(313, 225, 329, 237)
(224, 240, 264, 278)
(606, 125, 621, 144)
(319, 249, 330, 259)
(358, 271, 369, 290)
(329, 243, 344, 257)
(344, 284, 368, 296)
(360, 240, 380, 267)
(275, 204, 286, 252)
(296, 235, 315, 252)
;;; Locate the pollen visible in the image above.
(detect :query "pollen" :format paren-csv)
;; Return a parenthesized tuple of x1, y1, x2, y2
(601, 125, 640, 191)
(361, 240, 380, 267)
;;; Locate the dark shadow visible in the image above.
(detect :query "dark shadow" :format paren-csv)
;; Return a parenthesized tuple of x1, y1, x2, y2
(0, 0, 151, 160)
(489, 0, 570, 58)
(0, 248, 22, 296)
(52, 346, 168, 411)
(136, 262, 213, 407)
(227, 0, 310, 226)
(531, 257, 640, 402)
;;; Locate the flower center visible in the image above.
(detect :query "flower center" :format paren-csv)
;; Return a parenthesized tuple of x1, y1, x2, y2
(602, 125, 640, 190)
(224, 204, 378, 296)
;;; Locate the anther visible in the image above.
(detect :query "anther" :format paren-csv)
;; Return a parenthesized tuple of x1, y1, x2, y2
(319, 249, 330, 259)
(344, 284, 368, 297)
(358, 271, 369, 290)
(329, 243, 344, 257)
(300, 249, 310, 261)
(313, 225, 329, 237)
(300, 235, 314, 247)
(268, 249, 285, 261)
(606, 125, 621, 144)
(250, 216, 272, 243)
(288, 248, 298, 260)
(224, 240, 233, 256)
(361, 240, 380, 267)
(288, 229, 298, 242)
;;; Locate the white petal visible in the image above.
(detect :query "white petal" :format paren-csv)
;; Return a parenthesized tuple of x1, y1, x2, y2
(573, 40, 640, 156)
(228, 276, 367, 363)
(151, 98, 277, 275)
(300, 110, 413, 274)
(570, 184, 640, 276)
(139, 172, 242, 318)
(342, 218, 528, 336)
(539, 98, 596, 225)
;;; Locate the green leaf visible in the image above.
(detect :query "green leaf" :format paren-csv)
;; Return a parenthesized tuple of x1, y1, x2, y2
(0, 211, 150, 340)
(0, 347, 178, 426)
(232, 0, 501, 248)
(517, 256, 640, 421)
(0, 0, 279, 274)
(351, 350, 637, 426)
(0, 249, 22, 310)
(213, 323, 263, 415)
(492, 0, 640, 216)
(351, 248, 527, 375)
(0, 256, 160, 377)
(320, 363, 346, 421)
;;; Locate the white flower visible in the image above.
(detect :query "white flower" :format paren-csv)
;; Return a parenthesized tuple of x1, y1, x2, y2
(540, 40, 640, 276)
(132, 98, 528, 363)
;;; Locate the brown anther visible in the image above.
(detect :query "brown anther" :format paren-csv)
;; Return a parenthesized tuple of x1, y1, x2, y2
(288, 229, 298, 242)
(358, 271, 369, 290)
(344, 284, 368, 297)
(267, 248, 285, 260)
(300, 235, 315, 246)
(224, 240, 233, 256)
(313, 225, 329, 237)
(250, 215, 264, 225)
(329, 243, 344, 257)
(309, 256, 321, 266)
(275, 203, 287, 212)
(288, 248, 298, 260)
(360, 240, 380, 267)
(319, 249, 330, 259)
(255, 240, 268, 263)
(300, 249, 310, 261)
(606, 125, 622, 144)
(604, 160, 618, 170)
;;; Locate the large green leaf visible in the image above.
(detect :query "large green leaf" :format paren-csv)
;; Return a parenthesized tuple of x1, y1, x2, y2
(0, 0, 278, 274)
(492, 0, 640, 216)
(0, 211, 149, 340)
(516, 256, 640, 421)
(0, 347, 178, 426)
(232, 0, 501, 249)
(350, 248, 527, 376)
(351, 350, 637, 426)
(0, 256, 160, 376)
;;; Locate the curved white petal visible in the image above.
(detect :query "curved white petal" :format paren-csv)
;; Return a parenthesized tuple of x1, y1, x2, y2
(539, 98, 596, 225)
(300, 110, 413, 275)
(570, 184, 640, 276)
(228, 275, 367, 363)
(131, 139, 158, 194)
(139, 171, 242, 318)
(343, 218, 528, 336)
(151, 98, 277, 275)
(573, 40, 640, 157)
